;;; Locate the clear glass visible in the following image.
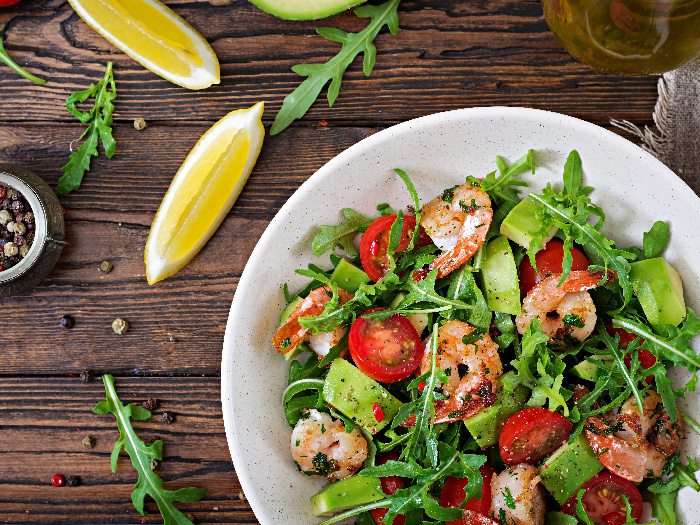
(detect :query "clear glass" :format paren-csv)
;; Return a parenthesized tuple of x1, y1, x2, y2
(542, 0, 700, 75)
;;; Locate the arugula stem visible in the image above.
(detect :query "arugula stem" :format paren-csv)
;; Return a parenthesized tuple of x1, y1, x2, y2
(678, 409, 700, 437)
(317, 499, 391, 525)
(0, 38, 46, 85)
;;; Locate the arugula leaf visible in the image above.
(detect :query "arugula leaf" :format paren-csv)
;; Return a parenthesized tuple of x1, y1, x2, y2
(93, 375, 206, 525)
(468, 150, 533, 206)
(57, 62, 117, 195)
(394, 168, 421, 250)
(0, 37, 46, 85)
(312, 208, 375, 257)
(642, 458, 700, 525)
(643, 221, 670, 259)
(397, 269, 473, 312)
(270, 0, 401, 135)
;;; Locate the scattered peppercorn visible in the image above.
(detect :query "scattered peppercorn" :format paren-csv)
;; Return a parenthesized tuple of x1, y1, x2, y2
(61, 315, 75, 328)
(143, 398, 158, 411)
(112, 318, 129, 334)
(82, 435, 94, 448)
(51, 474, 65, 487)
(162, 411, 174, 424)
(80, 368, 94, 383)
(100, 260, 113, 273)
(150, 459, 160, 471)
(65, 475, 80, 487)
(134, 118, 148, 130)
(238, 491, 247, 501)
(3, 241, 18, 257)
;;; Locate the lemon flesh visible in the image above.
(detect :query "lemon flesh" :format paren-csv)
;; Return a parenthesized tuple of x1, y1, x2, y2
(68, 0, 219, 89)
(145, 102, 265, 284)
(248, 0, 367, 20)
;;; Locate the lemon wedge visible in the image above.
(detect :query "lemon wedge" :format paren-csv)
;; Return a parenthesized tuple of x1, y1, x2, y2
(145, 102, 265, 284)
(68, 0, 219, 90)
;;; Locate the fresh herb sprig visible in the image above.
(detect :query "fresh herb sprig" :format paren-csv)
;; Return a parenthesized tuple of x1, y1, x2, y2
(57, 62, 117, 195)
(93, 374, 206, 525)
(270, 0, 400, 135)
(0, 38, 46, 85)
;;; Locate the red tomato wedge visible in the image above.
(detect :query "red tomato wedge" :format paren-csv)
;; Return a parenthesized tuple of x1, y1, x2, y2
(561, 472, 643, 525)
(519, 239, 589, 295)
(349, 308, 423, 383)
(371, 451, 405, 525)
(462, 510, 501, 525)
(360, 214, 431, 282)
(499, 407, 572, 465)
(606, 323, 655, 383)
(439, 465, 497, 525)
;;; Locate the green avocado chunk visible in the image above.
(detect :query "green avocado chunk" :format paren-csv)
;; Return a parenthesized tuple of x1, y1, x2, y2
(463, 372, 528, 448)
(500, 198, 557, 249)
(540, 433, 604, 504)
(323, 359, 402, 434)
(570, 356, 613, 382)
(310, 475, 383, 516)
(330, 258, 370, 293)
(629, 257, 686, 333)
(479, 235, 521, 315)
(248, 0, 367, 21)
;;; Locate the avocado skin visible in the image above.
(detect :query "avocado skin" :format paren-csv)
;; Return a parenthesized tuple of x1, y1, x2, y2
(540, 433, 604, 504)
(323, 359, 402, 434)
(463, 372, 528, 448)
(629, 257, 686, 333)
(310, 475, 383, 516)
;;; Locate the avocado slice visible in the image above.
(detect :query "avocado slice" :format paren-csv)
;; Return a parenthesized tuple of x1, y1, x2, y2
(570, 356, 613, 382)
(540, 433, 604, 504)
(330, 258, 370, 293)
(479, 235, 521, 315)
(248, 0, 367, 21)
(323, 359, 402, 434)
(629, 257, 686, 333)
(310, 475, 383, 516)
(389, 292, 429, 336)
(463, 372, 528, 448)
(500, 198, 557, 249)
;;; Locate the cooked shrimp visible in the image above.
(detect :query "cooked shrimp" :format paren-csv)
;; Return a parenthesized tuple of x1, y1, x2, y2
(421, 320, 502, 424)
(291, 409, 368, 481)
(585, 390, 683, 482)
(421, 184, 493, 278)
(272, 286, 352, 355)
(516, 270, 617, 346)
(491, 464, 546, 525)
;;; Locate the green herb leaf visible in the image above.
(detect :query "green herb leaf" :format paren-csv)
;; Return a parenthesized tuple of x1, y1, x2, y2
(643, 221, 670, 259)
(93, 375, 206, 525)
(0, 37, 46, 85)
(312, 208, 375, 257)
(57, 62, 117, 195)
(270, 0, 400, 135)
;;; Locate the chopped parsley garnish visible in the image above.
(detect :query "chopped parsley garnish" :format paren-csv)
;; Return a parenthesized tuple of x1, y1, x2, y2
(563, 313, 585, 328)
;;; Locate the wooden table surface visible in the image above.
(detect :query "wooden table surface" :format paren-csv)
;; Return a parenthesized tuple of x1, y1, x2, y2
(0, 0, 660, 523)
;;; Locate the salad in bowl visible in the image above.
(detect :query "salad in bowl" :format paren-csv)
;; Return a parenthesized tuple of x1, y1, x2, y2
(269, 149, 700, 525)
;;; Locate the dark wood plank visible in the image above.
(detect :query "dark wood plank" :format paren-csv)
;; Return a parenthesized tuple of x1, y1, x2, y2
(0, 0, 657, 126)
(0, 376, 258, 524)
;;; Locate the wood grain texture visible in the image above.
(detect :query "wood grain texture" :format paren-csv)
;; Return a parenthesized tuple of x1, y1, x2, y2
(0, 376, 256, 524)
(0, 0, 661, 523)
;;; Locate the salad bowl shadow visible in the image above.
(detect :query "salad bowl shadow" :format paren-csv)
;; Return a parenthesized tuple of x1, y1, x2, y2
(222, 106, 700, 525)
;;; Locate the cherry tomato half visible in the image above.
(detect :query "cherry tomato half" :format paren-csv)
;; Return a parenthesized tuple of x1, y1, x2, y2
(360, 215, 431, 282)
(606, 323, 655, 384)
(561, 472, 643, 525)
(371, 451, 405, 525)
(519, 239, 589, 295)
(439, 465, 498, 525)
(349, 308, 423, 383)
(499, 407, 573, 465)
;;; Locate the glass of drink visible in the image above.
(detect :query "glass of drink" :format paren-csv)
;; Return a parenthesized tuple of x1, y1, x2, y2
(542, 0, 700, 75)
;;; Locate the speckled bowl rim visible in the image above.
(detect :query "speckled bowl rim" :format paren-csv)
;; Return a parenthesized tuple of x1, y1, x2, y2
(221, 106, 700, 525)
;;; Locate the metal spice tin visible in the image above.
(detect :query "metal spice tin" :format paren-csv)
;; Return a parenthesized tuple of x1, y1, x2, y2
(0, 164, 66, 297)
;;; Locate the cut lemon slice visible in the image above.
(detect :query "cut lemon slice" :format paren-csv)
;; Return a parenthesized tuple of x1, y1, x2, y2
(145, 102, 265, 284)
(68, 0, 219, 90)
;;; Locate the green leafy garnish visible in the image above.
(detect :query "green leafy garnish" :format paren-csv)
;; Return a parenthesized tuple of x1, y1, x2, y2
(312, 208, 374, 257)
(0, 38, 46, 85)
(57, 62, 117, 195)
(93, 375, 206, 525)
(643, 221, 670, 259)
(270, 0, 400, 135)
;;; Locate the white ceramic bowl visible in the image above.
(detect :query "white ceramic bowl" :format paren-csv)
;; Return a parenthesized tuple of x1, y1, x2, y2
(222, 107, 700, 525)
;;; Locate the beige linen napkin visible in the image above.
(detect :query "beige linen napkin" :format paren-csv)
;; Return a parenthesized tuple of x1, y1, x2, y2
(612, 58, 700, 193)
